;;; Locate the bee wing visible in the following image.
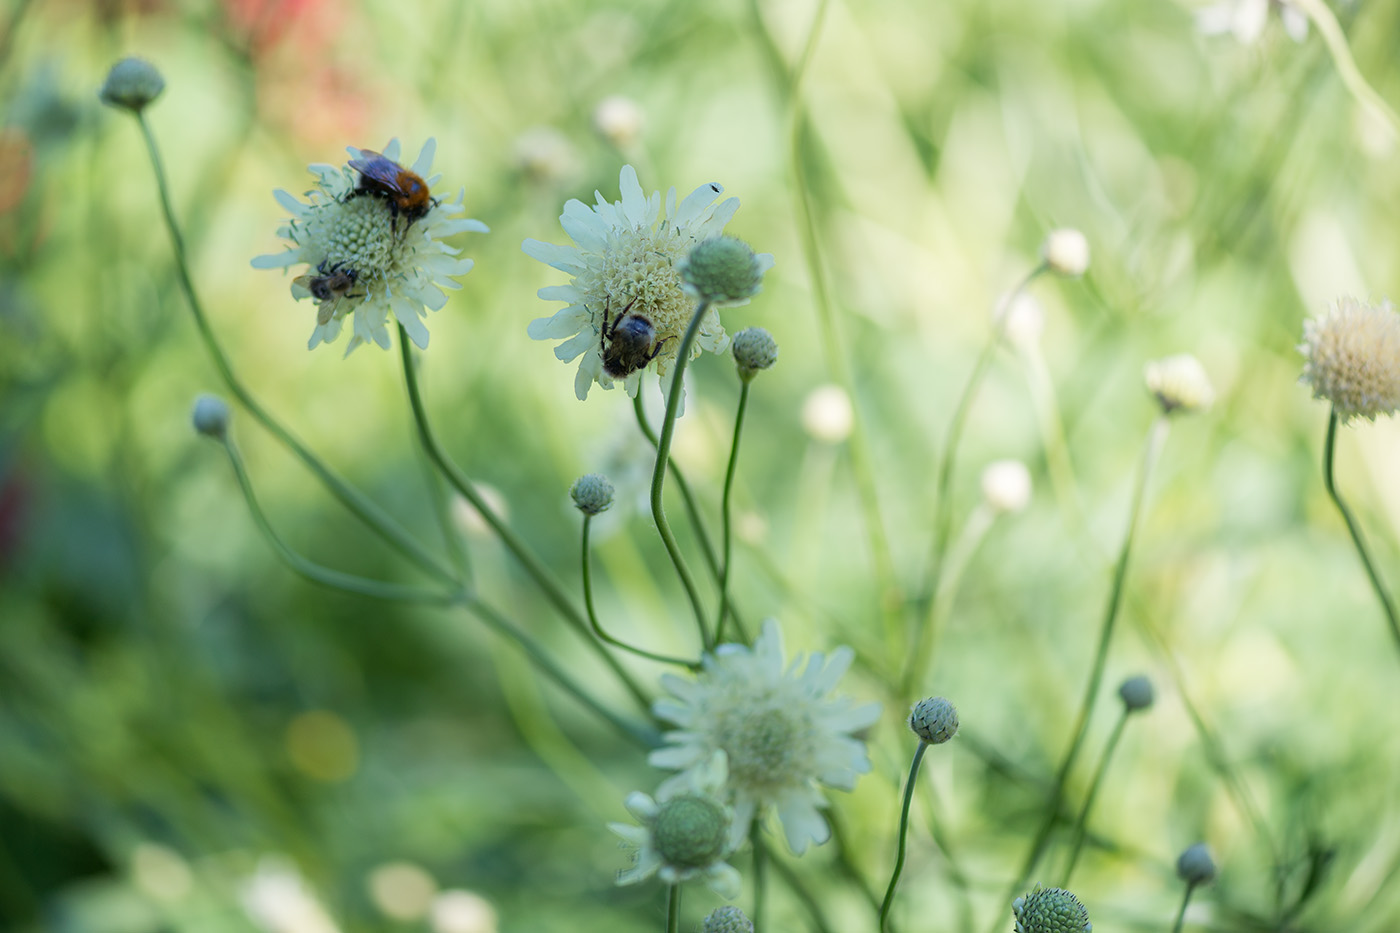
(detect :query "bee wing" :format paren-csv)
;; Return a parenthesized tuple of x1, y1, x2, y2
(347, 153, 404, 190)
(317, 297, 342, 326)
(291, 274, 314, 300)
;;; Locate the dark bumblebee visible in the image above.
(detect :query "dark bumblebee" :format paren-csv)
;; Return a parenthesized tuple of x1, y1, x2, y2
(293, 260, 363, 325)
(600, 296, 672, 378)
(347, 150, 433, 226)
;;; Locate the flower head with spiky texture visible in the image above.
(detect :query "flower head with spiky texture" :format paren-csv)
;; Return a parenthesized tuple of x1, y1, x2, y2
(650, 620, 881, 855)
(252, 140, 487, 356)
(1299, 297, 1400, 422)
(609, 752, 741, 899)
(1013, 886, 1092, 933)
(524, 165, 773, 406)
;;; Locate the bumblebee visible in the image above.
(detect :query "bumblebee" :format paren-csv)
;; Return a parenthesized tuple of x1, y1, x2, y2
(347, 150, 434, 226)
(600, 296, 672, 378)
(293, 261, 363, 325)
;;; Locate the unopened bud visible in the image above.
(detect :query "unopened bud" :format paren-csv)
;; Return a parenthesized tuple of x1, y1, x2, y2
(191, 394, 230, 439)
(100, 58, 165, 113)
(570, 473, 615, 516)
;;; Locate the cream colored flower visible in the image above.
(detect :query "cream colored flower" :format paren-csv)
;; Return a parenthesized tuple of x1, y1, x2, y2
(1145, 353, 1215, 414)
(650, 620, 881, 855)
(1299, 297, 1400, 422)
(980, 460, 1032, 513)
(1197, 0, 1308, 44)
(524, 165, 772, 405)
(252, 139, 486, 355)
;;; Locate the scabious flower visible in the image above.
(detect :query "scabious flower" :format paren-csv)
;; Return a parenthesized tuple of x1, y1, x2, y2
(1145, 353, 1215, 414)
(1041, 229, 1090, 277)
(981, 459, 1032, 513)
(702, 906, 754, 933)
(524, 165, 773, 404)
(1197, 0, 1308, 44)
(650, 620, 881, 855)
(908, 696, 959, 745)
(609, 752, 741, 898)
(1299, 297, 1400, 422)
(1012, 885, 1092, 933)
(252, 139, 486, 356)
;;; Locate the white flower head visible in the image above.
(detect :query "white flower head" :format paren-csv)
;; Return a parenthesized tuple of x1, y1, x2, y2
(524, 165, 773, 406)
(980, 459, 1032, 513)
(801, 384, 854, 444)
(252, 139, 488, 356)
(594, 95, 645, 149)
(1041, 228, 1090, 277)
(650, 620, 881, 856)
(1197, 0, 1308, 44)
(1299, 297, 1400, 422)
(1145, 353, 1215, 414)
(608, 752, 742, 899)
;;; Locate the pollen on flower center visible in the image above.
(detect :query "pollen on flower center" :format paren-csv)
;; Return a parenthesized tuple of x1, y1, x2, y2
(584, 225, 692, 359)
(714, 703, 817, 793)
(311, 196, 402, 280)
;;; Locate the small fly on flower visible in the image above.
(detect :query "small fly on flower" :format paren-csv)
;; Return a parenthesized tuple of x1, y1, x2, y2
(293, 260, 363, 325)
(347, 150, 435, 228)
(600, 296, 673, 379)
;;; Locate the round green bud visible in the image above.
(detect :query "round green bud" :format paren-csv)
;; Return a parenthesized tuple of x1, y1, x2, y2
(99, 58, 165, 113)
(569, 473, 614, 516)
(908, 696, 958, 745)
(652, 794, 729, 869)
(191, 394, 231, 439)
(1012, 885, 1092, 933)
(1118, 675, 1154, 712)
(681, 236, 765, 304)
(701, 906, 754, 933)
(1176, 843, 1217, 886)
(731, 327, 778, 381)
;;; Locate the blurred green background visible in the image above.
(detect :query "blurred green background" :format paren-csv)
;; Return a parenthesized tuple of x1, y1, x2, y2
(3, 0, 1400, 930)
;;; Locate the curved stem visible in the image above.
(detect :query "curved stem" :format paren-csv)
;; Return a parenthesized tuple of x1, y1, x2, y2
(397, 327, 652, 710)
(666, 883, 680, 933)
(1321, 409, 1400, 658)
(136, 113, 456, 587)
(633, 393, 749, 643)
(649, 300, 713, 650)
(1058, 709, 1129, 886)
(751, 820, 767, 933)
(716, 381, 751, 643)
(1171, 882, 1198, 933)
(878, 741, 929, 933)
(221, 438, 461, 604)
(990, 415, 1168, 932)
(461, 596, 659, 749)
(581, 516, 697, 667)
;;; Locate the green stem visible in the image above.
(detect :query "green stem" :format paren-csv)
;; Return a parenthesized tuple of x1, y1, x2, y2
(1170, 882, 1198, 933)
(461, 596, 659, 749)
(716, 381, 751, 643)
(136, 112, 456, 587)
(751, 820, 767, 933)
(222, 438, 461, 604)
(990, 415, 1168, 932)
(909, 264, 1044, 685)
(878, 741, 929, 933)
(1058, 709, 1129, 886)
(633, 393, 749, 643)
(763, 839, 836, 933)
(650, 300, 714, 650)
(1321, 409, 1400, 658)
(581, 516, 697, 667)
(397, 327, 651, 710)
(666, 883, 680, 933)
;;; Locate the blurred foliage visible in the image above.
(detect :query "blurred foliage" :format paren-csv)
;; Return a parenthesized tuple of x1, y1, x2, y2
(3, 0, 1400, 930)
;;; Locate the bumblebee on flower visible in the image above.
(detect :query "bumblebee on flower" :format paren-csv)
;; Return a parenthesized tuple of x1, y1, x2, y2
(524, 165, 774, 404)
(252, 139, 487, 355)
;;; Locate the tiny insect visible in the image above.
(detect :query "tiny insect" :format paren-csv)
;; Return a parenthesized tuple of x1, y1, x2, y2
(600, 296, 672, 379)
(346, 149, 434, 227)
(293, 261, 363, 325)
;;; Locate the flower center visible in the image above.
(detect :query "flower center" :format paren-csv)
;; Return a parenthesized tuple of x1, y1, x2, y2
(714, 704, 816, 794)
(298, 196, 406, 284)
(653, 795, 729, 868)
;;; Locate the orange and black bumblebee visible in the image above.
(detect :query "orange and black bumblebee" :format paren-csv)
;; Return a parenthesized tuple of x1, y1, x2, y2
(599, 296, 673, 378)
(347, 150, 434, 227)
(293, 260, 364, 325)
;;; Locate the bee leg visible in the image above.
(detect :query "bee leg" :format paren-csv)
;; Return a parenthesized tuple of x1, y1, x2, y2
(647, 335, 676, 363)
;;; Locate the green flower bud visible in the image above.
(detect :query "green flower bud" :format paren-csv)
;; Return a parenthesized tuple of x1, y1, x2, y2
(99, 58, 165, 113)
(1176, 843, 1217, 886)
(731, 327, 778, 381)
(1012, 885, 1092, 933)
(681, 236, 765, 304)
(652, 795, 729, 869)
(702, 906, 754, 933)
(191, 394, 231, 439)
(569, 473, 615, 516)
(908, 696, 958, 745)
(1118, 675, 1154, 712)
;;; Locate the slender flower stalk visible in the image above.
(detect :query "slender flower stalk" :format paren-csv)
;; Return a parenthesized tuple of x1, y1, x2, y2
(398, 326, 652, 710)
(992, 416, 1168, 929)
(1172, 843, 1217, 933)
(1321, 409, 1400, 657)
(750, 822, 766, 933)
(134, 111, 456, 587)
(650, 299, 715, 650)
(878, 741, 927, 932)
(581, 514, 697, 667)
(1058, 711, 1127, 885)
(633, 394, 750, 643)
(1170, 883, 1195, 933)
(716, 381, 751, 643)
(667, 884, 680, 933)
